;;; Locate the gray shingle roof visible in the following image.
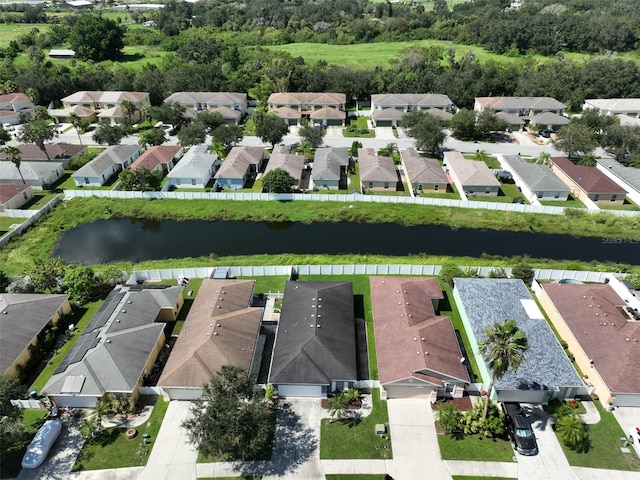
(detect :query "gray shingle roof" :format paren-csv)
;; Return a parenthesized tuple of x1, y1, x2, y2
(502, 155, 570, 193)
(0, 162, 63, 182)
(595, 157, 640, 192)
(164, 91, 246, 106)
(529, 112, 569, 125)
(371, 93, 453, 109)
(167, 144, 219, 180)
(312, 147, 349, 182)
(269, 281, 357, 385)
(401, 149, 448, 185)
(454, 278, 582, 390)
(73, 145, 142, 178)
(443, 152, 500, 188)
(358, 148, 397, 183)
(215, 146, 264, 180)
(0, 294, 69, 374)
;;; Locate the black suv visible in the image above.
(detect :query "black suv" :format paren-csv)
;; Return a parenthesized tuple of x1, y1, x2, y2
(502, 402, 538, 456)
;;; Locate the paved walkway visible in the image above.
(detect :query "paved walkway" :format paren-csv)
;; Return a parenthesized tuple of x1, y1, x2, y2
(580, 400, 601, 424)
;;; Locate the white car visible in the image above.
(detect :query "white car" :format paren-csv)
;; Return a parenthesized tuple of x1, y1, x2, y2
(2, 123, 14, 131)
(630, 427, 640, 457)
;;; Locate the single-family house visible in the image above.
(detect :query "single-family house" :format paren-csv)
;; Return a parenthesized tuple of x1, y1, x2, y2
(264, 146, 305, 189)
(60, 91, 150, 124)
(214, 146, 266, 190)
(495, 111, 525, 131)
(72, 145, 143, 187)
(130, 145, 182, 173)
(0, 183, 33, 211)
(550, 157, 626, 205)
(166, 144, 219, 189)
(453, 278, 584, 404)
(529, 112, 569, 131)
(163, 92, 247, 124)
(158, 279, 263, 400)
(583, 98, 640, 118)
(268, 93, 346, 126)
(370, 93, 453, 127)
(268, 281, 358, 397)
(595, 158, 640, 205)
(442, 151, 499, 198)
(0, 144, 87, 169)
(370, 277, 469, 400)
(0, 92, 34, 125)
(537, 277, 640, 407)
(48, 104, 97, 124)
(42, 284, 184, 408)
(400, 149, 448, 194)
(358, 147, 397, 191)
(0, 293, 72, 376)
(0, 162, 64, 189)
(501, 155, 570, 202)
(311, 147, 350, 190)
(474, 97, 566, 119)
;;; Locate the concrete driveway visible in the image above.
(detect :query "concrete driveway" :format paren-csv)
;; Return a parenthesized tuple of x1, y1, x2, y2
(375, 127, 396, 140)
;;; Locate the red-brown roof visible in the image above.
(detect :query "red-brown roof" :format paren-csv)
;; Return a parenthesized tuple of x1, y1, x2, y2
(551, 157, 627, 195)
(542, 283, 640, 395)
(130, 146, 181, 171)
(370, 277, 470, 386)
(0, 183, 30, 204)
(0, 144, 86, 161)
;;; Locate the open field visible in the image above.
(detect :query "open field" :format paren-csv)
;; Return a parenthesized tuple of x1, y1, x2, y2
(0, 23, 49, 46)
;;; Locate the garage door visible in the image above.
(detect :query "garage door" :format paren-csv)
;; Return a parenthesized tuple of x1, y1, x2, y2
(51, 395, 98, 408)
(384, 386, 435, 399)
(163, 387, 203, 401)
(613, 394, 640, 407)
(497, 389, 545, 404)
(277, 385, 322, 398)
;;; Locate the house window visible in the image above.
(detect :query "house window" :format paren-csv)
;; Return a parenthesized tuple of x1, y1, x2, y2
(594, 194, 600, 201)
(384, 182, 389, 189)
(611, 195, 617, 202)
(191, 179, 196, 186)
(335, 381, 344, 392)
(554, 193, 560, 199)
(431, 184, 436, 191)
(468, 189, 474, 194)
(368, 182, 373, 188)
(485, 190, 490, 194)
(537, 193, 542, 199)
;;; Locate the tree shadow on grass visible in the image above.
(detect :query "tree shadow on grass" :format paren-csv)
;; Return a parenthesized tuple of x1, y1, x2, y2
(233, 403, 318, 477)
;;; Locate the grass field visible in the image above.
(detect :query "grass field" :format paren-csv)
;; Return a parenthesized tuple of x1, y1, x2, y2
(438, 433, 515, 462)
(267, 40, 592, 68)
(0, 23, 50, 47)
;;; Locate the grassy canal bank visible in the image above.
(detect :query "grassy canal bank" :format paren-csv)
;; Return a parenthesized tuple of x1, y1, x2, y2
(0, 197, 638, 275)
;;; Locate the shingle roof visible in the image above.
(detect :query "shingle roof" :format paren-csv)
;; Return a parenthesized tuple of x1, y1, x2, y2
(269, 281, 357, 385)
(0, 294, 69, 374)
(496, 111, 525, 125)
(43, 285, 182, 397)
(541, 283, 640, 395)
(210, 105, 242, 120)
(62, 91, 148, 105)
(0, 162, 63, 182)
(502, 155, 570, 193)
(475, 96, 565, 111)
(371, 109, 407, 121)
(268, 92, 346, 106)
(158, 279, 262, 388)
(454, 278, 582, 390)
(0, 144, 86, 162)
(274, 106, 302, 119)
(370, 277, 469, 386)
(529, 111, 569, 126)
(264, 147, 305, 182)
(0, 183, 30, 204)
(309, 106, 345, 119)
(371, 93, 453, 108)
(595, 157, 640, 192)
(358, 148, 397, 183)
(164, 92, 246, 105)
(0, 93, 30, 104)
(312, 147, 349, 182)
(215, 146, 264, 179)
(443, 152, 500, 187)
(130, 146, 181, 171)
(584, 98, 640, 113)
(551, 157, 627, 195)
(73, 145, 142, 178)
(167, 144, 218, 180)
(401, 149, 447, 185)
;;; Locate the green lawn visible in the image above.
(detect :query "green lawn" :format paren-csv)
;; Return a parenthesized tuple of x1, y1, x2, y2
(198, 477, 261, 480)
(599, 199, 640, 211)
(0, 409, 49, 479)
(29, 298, 106, 393)
(325, 476, 387, 480)
(438, 433, 515, 462)
(343, 117, 374, 138)
(0, 23, 50, 47)
(420, 182, 462, 200)
(556, 401, 640, 471)
(20, 192, 58, 210)
(72, 396, 169, 471)
(468, 183, 528, 205)
(320, 389, 391, 459)
(169, 277, 203, 336)
(238, 275, 288, 294)
(0, 216, 22, 236)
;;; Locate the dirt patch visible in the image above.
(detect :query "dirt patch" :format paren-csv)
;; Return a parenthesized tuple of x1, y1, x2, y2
(431, 395, 473, 412)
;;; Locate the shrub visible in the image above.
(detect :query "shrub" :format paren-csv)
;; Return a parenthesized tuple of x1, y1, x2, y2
(461, 401, 505, 438)
(556, 414, 589, 449)
(511, 262, 535, 286)
(436, 402, 463, 434)
(68, 150, 99, 170)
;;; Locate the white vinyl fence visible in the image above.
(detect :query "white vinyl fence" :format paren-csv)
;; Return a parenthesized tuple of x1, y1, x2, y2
(0, 195, 62, 249)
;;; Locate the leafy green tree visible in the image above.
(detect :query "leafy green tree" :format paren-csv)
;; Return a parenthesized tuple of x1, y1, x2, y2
(119, 99, 138, 126)
(450, 109, 478, 141)
(601, 125, 640, 164)
(479, 320, 528, 420)
(92, 123, 127, 145)
(30, 258, 66, 293)
(556, 414, 589, 450)
(182, 365, 273, 460)
(439, 263, 465, 288)
(79, 415, 100, 441)
(0, 374, 25, 446)
(68, 112, 87, 145)
(31, 106, 50, 121)
(194, 111, 225, 133)
(377, 142, 397, 157)
(401, 111, 447, 153)
(96, 264, 126, 290)
(0, 146, 25, 184)
(254, 113, 289, 148)
(68, 15, 125, 62)
(476, 109, 509, 138)
(348, 140, 362, 157)
(511, 263, 535, 286)
(152, 102, 187, 128)
(138, 127, 167, 147)
(17, 119, 57, 161)
(262, 168, 295, 193)
(625, 273, 640, 289)
(0, 126, 11, 145)
(177, 123, 206, 147)
(327, 392, 349, 423)
(436, 402, 463, 434)
(552, 123, 598, 160)
(64, 265, 96, 303)
(461, 401, 505, 438)
(299, 125, 324, 149)
(211, 124, 243, 153)
(118, 166, 163, 191)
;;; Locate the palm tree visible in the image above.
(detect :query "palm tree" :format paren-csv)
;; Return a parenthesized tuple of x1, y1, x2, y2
(68, 113, 84, 145)
(478, 319, 528, 419)
(0, 146, 25, 184)
(327, 393, 349, 423)
(120, 100, 138, 125)
(140, 104, 153, 125)
(555, 414, 589, 448)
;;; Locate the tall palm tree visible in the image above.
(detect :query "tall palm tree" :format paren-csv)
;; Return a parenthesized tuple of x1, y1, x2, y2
(478, 319, 528, 419)
(68, 113, 83, 145)
(120, 100, 138, 125)
(0, 146, 25, 184)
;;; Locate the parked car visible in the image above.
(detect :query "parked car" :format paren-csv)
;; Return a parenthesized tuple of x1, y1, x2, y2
(2, 123, 14, 131)
(630, 427, 640, 457)
(502, 402, 538, 456)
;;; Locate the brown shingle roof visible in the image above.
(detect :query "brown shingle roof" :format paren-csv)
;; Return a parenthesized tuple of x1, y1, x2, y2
(0, 143, 87, 161)
(551, 157, 627, 195)
(370, 277, 469, 386)
(130, 146, 181, 171)
(0, 183, 30, 204)
(215, 146, 264, 179)
(542, 283, 640, 394)
(158, 279, 263, 388)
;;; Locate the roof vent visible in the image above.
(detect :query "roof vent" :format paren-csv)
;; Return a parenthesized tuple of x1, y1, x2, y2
(317, 324, 321, 328)
(210, 324, 213, 327)
(424, 351, 429, 355)
(408, 314, 413, 318)
(127, 300, 132, 304)
(312, 298, 316, 301)
(106, 339, 111, 343)
(400, 314, 404, 317)
(217, 305, 222, 308)
(413, 337, 417, 341)
(116, 319, 121, 323)
(595, 312, 599, 316)
(421, 337, 426, 341)
(310, 324, 314, 327)
(626, 338, 630, 342)
(207, 332, 210, 336)
(611, 322, 615, 326)
(403, 290, 407, 293)
(317, 314, 322, 318)
(213, 332, 218, 336)
(583, 296, 587, 299)
(318, 298, 322, 301)
(398, 302, 402, 305)
(122, 309, 126, 313)
(416, 351, 420, 355)
(396, 290, 400, 293)
(216, 323, 221, 327)
(406, 302, 410, 305)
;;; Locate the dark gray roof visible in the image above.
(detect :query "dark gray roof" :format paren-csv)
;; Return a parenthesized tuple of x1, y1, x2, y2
(313, 147, 349, 182)
(502, 155, 570, 193)
(0, 294, 69, 374)
(454, 278, 582, 390)
(596, 157, 640, 192)
(73, 145, 142, 178)
(269, 281, 357, 385)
